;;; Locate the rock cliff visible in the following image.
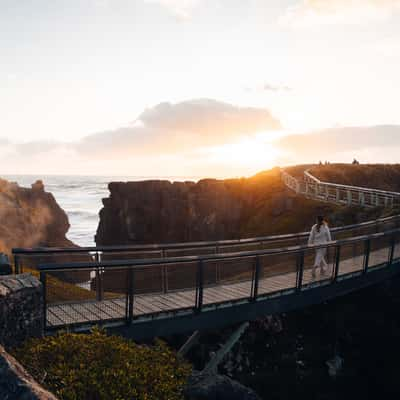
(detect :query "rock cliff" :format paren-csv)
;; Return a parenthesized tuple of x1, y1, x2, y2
(0, 178, 74, 254)
(96, 168, 347, 245)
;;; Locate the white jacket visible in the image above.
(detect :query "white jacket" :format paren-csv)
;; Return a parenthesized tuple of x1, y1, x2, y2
(308, 223, 332, 245)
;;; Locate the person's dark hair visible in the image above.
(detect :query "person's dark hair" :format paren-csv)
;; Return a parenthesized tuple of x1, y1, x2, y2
(316, 215, 325, 233)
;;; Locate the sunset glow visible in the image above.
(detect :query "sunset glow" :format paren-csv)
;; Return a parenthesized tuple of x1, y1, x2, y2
(1, 1, 400, 176)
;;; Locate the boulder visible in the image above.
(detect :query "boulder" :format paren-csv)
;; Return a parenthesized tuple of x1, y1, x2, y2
(184, 371, 261, 400)
(0, 345, 58, 400)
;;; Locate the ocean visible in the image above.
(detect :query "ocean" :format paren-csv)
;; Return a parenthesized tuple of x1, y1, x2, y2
(3, 175, 200, 247)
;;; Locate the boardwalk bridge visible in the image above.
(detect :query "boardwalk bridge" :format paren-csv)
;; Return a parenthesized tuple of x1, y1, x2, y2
(12, 169, 400, 340)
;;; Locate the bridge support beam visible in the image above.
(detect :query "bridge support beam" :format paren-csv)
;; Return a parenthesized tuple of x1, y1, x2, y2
(203, 322, 249, 374)
(178, 330, 201, 358)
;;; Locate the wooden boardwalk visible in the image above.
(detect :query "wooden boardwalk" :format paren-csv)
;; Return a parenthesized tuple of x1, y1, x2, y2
(46, 245, 392, 328)
(39, 169, 400, 335)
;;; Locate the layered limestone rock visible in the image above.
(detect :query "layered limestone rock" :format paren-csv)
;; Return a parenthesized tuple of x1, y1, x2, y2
(0, 178, 74, 254)
(96, 168, 341, 245)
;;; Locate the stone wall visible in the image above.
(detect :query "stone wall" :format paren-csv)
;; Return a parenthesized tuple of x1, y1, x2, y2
(0, 273, 43, 348)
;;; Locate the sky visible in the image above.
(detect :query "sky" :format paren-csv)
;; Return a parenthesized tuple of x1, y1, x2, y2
(1, 0, 400, 177)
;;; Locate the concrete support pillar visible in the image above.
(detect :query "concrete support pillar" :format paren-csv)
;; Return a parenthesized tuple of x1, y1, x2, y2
(336, 189, 340, 202)
(359, 192, 365, 206)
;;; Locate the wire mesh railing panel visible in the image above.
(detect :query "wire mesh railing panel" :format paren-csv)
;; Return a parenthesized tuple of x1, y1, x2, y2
(165, 261, 198, 292)
(258, 252, 298, 295)
(19, 253, 92, 282)
(165, 246, 216, 257)
(133, 263, 197, 314)
(100, 250, 163, 261)
(368, 236, 391, 268)
(302, 245, 336, 285)
(45, 268, 99, 304)
(131, 265, 164, 295)
(96, 267, 130, 297)
(214, 256, 255, 285)
(202, 257, 255, 304)
(338, 241, 365, 276)
(218, 242, 262, 253)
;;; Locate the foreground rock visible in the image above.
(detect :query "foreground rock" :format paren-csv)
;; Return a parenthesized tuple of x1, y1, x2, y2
(0, 345, 58, 400)
(184, 371, 261, 400)
(0, 178, 74, 254)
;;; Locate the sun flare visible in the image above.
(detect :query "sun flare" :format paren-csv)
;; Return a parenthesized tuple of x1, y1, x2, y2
(202, 135, 281, 176)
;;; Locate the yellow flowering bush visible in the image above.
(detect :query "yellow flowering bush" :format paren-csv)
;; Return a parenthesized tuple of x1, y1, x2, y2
(13, 329, 192, 400)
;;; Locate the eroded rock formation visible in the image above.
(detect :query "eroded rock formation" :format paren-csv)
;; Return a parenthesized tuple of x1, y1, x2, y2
(0, 178, 74, 254)
(96, 168, 343, 245)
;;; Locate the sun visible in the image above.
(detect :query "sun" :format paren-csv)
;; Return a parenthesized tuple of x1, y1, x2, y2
(202, 134, 282, 176)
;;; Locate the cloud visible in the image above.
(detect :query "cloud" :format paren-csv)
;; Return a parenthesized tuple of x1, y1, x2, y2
(0, 99, 281, 172)
(246, 83, 292, 93)
(76, 99, 281, 158)
(276, 125, 400, 164)
(280, 0, 400, 26)
(144, 0, 200, 19)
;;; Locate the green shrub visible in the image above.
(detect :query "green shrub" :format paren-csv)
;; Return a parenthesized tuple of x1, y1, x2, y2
(13, 328, 192, 400)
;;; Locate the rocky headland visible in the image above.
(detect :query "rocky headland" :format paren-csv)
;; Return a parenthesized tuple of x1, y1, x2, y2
(0, 178, 74, 255)
(96, 167, 384, 246)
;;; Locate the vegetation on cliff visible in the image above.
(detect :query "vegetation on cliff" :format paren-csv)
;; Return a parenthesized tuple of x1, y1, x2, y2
(13, 329, 191, 400)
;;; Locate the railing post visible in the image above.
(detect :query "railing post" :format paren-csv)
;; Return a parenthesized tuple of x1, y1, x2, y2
(296, 251, 305, 291)
(127, 267, 134, 324)
(161, 250, 168, 293)
(95, 252, 103, 301)
(389, 234, 396, 265)
(252, 256, 260, 301)
(215, 245, 220, 284)
(40, 271, 47, 331)
(14, 254, 20, 274)
(195, 260, 204, 312)
(333, 245, 341, 282)
(347, 190, 352, 205)
(363, 239, 371, 273)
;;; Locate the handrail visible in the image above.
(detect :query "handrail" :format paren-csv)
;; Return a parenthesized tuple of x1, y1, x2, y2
(38, 227, 400, 272)
(12, 214, 400, 256)
(304, 170, 400, 197)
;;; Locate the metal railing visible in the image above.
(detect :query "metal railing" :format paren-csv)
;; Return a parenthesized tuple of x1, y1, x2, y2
(12, 216, 400, 274)
(38, 227, 400, 330)
(282, 169, 400, 208)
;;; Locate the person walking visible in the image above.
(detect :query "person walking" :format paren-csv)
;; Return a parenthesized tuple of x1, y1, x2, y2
(308, 216, 332, 278)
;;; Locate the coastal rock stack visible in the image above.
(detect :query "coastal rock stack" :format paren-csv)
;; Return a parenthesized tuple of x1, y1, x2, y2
(0, 177, 74, 254)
